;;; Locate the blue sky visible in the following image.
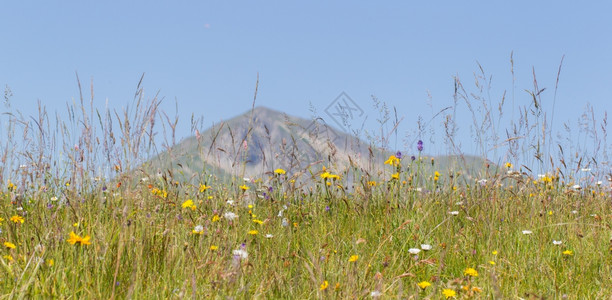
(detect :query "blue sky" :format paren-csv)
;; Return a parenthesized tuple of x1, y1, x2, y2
(1, 1, 610, 162)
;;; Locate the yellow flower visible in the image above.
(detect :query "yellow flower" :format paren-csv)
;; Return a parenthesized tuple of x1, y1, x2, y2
(47, 259, 54, 267)
(199, 184, 211, 193)
(367, 181, 377, 187)
(3, 242, 16, 249)
(472, 287, 482, 293)
(434, 171, 440, 177)
(3, 255, 13, 262)
(562, 250, 573, 256)
(384, 155, 400, 166)
(274, 168, 286, 175)
(417, 281, 431, 289)
(391, 173, 400, 180)
(211, 215, 220, 222)
(239, 185, 250, 191)
(181, 199, 196, 210)
(505, 162, 513, 168)
(252, 219, 264, 225)
(320, 280, 329, 291)
(10, 215, 24, 224)
(67, 231, 91, 246)
(442, 289, 456, 298)
(489, 261, 496, 265)
(210, 245, 218, 251)
(248, 230, 258, 235)
(7, 180, 16, 191)
(492, 250, 498, 255)
(348, 255, 359, 262)
(464, 267, 478, 277)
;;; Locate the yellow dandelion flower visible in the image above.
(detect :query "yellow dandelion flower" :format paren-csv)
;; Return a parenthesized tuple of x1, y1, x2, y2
(10, 215, 24, 224)
(4, 242, 16, 249)
(210, 245, 218, 251)
(274, 168, 286, 175)
(252, 219, 264, 225)
(199, 184, 211, 193)
(348, 255, 359, 262)
(239, 185, 250, 191)
(248, 230, 258, 235)
(181, 199, 196, 210)
(211, 215, 220, 222)
(464, 267, 478, 277)
(47, 259, 54, 267)
(562, 250, 573, 256)
(417, 281, 431, 289)
(489, 260, 495, 265)
(7, 180, 16, 191)
(320, 280, 329, 291)
(505, 162, 513, 168)
(367, 181, 377, 187)
(492, 250, 498, 255)
(442, 288, 456, 298)
(3, 255, 13, 262)
(67, 231, 91, 246)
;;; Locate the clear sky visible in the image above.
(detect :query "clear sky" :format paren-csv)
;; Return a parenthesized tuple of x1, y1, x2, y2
(1, 1, 610, 163)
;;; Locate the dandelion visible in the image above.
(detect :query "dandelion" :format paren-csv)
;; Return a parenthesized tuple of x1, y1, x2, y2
(320, 280, 329, 291)
(47, 259, 54, 266)
(367, 181, 377, 187)
(199, 184, 211, 192)
(248, 230, 259, 235)
(442, 288, 456, 298)
(239, 185, 250, 191)
(562, 250, 573, 256)
(3, 242, 16, 249)
(211, 215, 220, 222)
(3, 255, 13, 262)
(417, 281, 431, 289)
(505, 162, 513, 169)
(492, 250, 498, 255)
(209, 245, 218, 251)
(181, 199, 196, 210)
(384, 155, 400, 166)
(192, 225, 204, 235)
(274, 168, 286, 175)
(489, 261, 495, 265)
(7, 180, 16, 191)
(464, 267, 478, 277)
(10, 215, 24, 224)
(348, 255, 359, 262)
(67, 231, 91, 246)
(408, 248, 421, 254)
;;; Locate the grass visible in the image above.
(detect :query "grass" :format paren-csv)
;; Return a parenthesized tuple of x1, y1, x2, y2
(0, 63, 610, 298)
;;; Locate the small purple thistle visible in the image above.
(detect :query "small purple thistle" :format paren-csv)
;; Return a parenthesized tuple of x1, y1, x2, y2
(411, 155, 416, 161)
(417, 140, 423, 152)
(395, 151, 402, 159)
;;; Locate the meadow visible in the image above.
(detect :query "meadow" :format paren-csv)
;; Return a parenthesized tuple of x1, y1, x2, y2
(0, 71, 610, 299)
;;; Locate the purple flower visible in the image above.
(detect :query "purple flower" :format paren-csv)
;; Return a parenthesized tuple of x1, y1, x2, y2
(325, 206, 330, 212)
(411, 155, 416, 161)
(395, 151, 402, 159)
(417, 140, 423, 152)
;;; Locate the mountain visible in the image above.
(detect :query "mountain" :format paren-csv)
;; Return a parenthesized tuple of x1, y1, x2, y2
(143, 106, 497, 185)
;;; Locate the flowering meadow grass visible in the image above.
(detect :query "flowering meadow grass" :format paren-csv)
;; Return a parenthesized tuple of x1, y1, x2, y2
(1, 159, 610, 298)
(0, 71, 610, 298)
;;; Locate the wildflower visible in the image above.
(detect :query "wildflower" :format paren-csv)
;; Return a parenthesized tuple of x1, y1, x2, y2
(3, 255, 13, 262)
(223, 212, 238, 221)
(199, 184, 211, 193)
(348, 255, 359, 262)
(281, 218, 289, 227)
(265, 234, 274, 239)
(370, 291, 382, 297)
(367, 181, 377, 187)
(391, 173, 400, 180)
(320, 280, 329, 291)
(492, 250, 498, 255)
(505, 162, 513, 169)
(384, 155, 400, 166)
(10, 215, 24, 224)
(442, 288, 456, 298)
(522, 230, 533, 235)
(274, 168, 286, 175)
(233, 249, 248, 260)
(472, 287, 482, 293)
(248, 230, 258, 235)
(489, 261, 495, 265)
(408, 248, 421, 255)
(209, 245, 218, 251)
(181, 199, 196, 210)
(7, 180, 16, 191)
(192, 225, 204, 235)
(395, 151, 402, 159)
(420, 244, 432, 251)
(464, 267, 478, 277)
(417, 140, 423, 152)
(253, 219, 264, 225)
(449, 211, 459, 216)
(417, 281, 431, 289)
(562, 250, 573, 256)
(553, 240, 562, 245)
(47, 259, 54, 266)
(67, 231, 91, 246)
(211, 215, 220, 222)
(239, 185, 250, 191)
(3, 242, 16, 249)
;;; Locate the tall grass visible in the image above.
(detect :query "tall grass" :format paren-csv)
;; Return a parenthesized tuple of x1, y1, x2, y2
(0, 61, 610, 299)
